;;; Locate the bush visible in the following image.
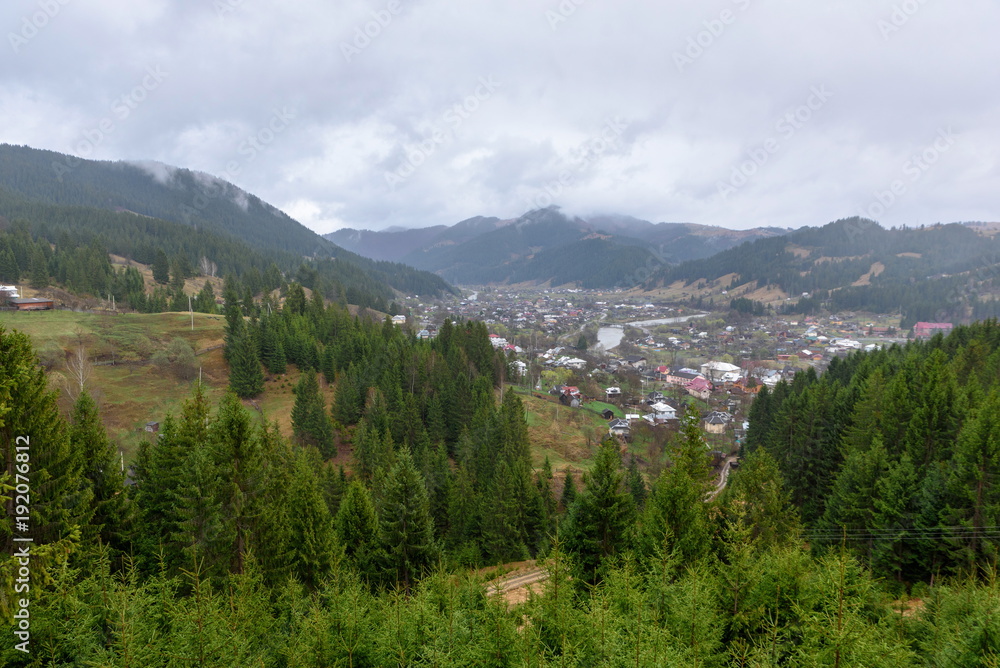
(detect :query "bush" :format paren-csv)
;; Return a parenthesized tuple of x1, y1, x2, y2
(152, 338, 197, 380)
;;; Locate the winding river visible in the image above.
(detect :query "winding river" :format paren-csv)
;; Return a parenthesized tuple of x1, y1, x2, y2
(595, 312, 709, 351)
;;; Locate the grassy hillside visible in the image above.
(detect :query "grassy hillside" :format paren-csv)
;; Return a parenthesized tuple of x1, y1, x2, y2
(0, 310, 330, 461)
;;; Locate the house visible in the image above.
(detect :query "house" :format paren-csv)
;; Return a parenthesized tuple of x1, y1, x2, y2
(645, 391, 665, 404)
(700, 361, 741, 383)
(561, 357, 587, 370)
(649, 401, 677, 422)
(605, 386, 622, 401)
(8, 297, 54, 311)
(0, 285, 19, 303)
(608, 418, 631, 439)
(656, 365, 670, 381)
(914, 322, 953, 340)
(601, 409, 616, 420)
(686, 376, 712, 400)
(703, 411, 730, 434)
(144, 421, 160, 433)
(665, 370, 703, 387)
(391, 314, 407, 325)
(624, 355, 647, 369)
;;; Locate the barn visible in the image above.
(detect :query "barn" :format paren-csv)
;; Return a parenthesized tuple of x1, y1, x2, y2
(8, 297, 54, 311)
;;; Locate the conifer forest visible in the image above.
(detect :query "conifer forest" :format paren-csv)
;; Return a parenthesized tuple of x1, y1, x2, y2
(5, 281, 1000, 665)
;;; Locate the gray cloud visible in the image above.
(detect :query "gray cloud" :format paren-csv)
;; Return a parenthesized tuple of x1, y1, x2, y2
(2, 0, 998, 233)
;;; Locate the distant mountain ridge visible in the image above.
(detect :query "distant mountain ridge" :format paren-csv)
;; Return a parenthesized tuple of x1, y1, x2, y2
(647, 217, 1000, 327)
(0, 144, 454, 300)
(325, 208, 784, 287)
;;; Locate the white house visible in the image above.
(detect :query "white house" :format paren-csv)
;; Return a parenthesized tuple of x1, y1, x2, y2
(700, 361, 742, 383)
(649, 401, 677, 422)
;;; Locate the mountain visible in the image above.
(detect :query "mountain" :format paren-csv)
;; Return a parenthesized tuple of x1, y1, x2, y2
(324, 207, 783, 287)
(0, 144, 454, 300)
(647, 217, 1000, 327)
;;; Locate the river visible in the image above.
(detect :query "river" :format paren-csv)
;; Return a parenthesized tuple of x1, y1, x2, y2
(595, 312, 709, 351)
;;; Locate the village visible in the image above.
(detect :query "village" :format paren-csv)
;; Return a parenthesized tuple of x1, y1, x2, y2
(398, 286, 954, 461)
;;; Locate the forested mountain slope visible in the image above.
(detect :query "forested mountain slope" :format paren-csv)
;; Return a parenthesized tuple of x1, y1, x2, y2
(746, 319, 1000, 583)
(325, 208, 783, 287)
(648, 217, 1000, 326)
(0, 144, 455, 300)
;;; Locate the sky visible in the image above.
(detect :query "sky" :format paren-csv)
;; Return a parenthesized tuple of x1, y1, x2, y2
(1, 0, 998, 234)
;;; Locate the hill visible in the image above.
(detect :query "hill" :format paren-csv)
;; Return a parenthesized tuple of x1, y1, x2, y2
(323, 208, 783, 287)
(0, 144, 455, 302)
(646, 217, 1000, 327)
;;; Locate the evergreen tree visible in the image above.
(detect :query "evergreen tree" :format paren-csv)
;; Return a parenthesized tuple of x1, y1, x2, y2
(151, 249, 170, 284)
(626, 456, 647, 511)
(286, 450, 338, 589)
(0, 327, 88, 554)
(561, 439, 636, 583)
(69, 391, 131, 556)
(378, 450, 439, 593)
(29, 246, 48, 288)
(228, 324, 264, 398)
(640, 412, 713, 565)
(291, 370, 335, 458)
(334, 479, 379, 582)
(560, 468, 577, 512)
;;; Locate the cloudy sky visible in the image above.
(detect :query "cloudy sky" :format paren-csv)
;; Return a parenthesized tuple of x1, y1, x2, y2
(2, 0, 997, 233)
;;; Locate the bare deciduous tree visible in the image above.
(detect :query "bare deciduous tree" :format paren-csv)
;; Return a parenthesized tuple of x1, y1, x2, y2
(199, 256, 217, 278)
(64, 344, 93, 400)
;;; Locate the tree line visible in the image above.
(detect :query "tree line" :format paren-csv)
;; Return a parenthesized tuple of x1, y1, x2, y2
(746, 319, 1000, 585)
(5, 306, 1000, 662)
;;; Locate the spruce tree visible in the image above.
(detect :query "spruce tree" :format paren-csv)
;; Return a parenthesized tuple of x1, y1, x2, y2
(0, 327, 88, 553)
(335, 479, 379, 582)
(228, 325, 264, 398)
(291, 369, 335, 458)
(151, 249, 170, 284)
(287, 450, 337, 589)
(69, 390, 131, 556)
(561, 438, 636, 583)
(560, 468, 577, 512)
(378, 449, 439, 593)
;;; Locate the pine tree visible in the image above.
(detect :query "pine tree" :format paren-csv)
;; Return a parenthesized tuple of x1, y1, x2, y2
(259, 321, 286, 374)
(640, 412, 713, 565)
(287, 450, 338, 589)
(132, 383, 211, 573)
(29, 246, 48, 288)
(228, 324, 264, 398)
(172, 443, 232, 582)
(0, 327, 88, 554)
(378, 449, 439, 593)
(561, 438, 636, 583)
(210, 392, 266, 575)
(626, 456, 647, 511)
(335, 479, 379, 582)
(69, 390, 131, 556)
(291, 369, 335, 458)
(560, 468, 577, 512)
(151, 249, 170, 284)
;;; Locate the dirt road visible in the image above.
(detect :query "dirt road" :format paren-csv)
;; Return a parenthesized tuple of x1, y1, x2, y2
(706, 455, 738, 501)
(485, 566, 550, 607)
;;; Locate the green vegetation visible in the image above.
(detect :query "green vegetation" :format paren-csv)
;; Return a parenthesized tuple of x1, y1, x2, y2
(653, 217, 1000, 327)
(746, 318, 1000, 583)
(8, 300, 1000, 662)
